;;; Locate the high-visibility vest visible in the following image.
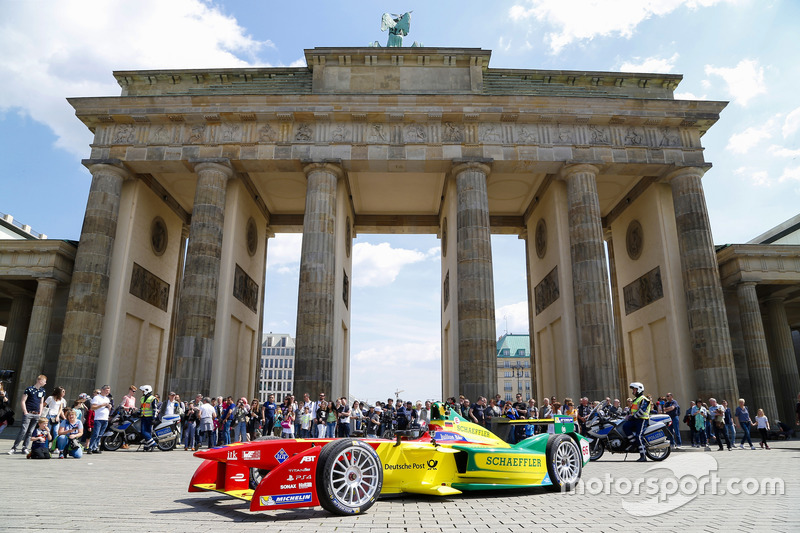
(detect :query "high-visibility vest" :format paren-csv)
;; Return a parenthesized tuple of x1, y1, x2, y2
(141, 394, 156, 418)
(631, 395, 651, 419)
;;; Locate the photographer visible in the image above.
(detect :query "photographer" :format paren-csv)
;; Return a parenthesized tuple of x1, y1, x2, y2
(56, 409, 84, 459)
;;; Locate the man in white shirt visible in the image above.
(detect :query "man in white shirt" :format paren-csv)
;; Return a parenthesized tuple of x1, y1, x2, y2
(88, 385, 111, 454)
(197, 397, 217, 450)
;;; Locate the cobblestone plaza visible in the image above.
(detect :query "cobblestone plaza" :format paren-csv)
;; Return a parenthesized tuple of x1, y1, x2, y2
(3, 433, 798, 532)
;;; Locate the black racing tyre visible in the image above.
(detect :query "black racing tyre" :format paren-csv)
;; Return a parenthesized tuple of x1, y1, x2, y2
(156, 437, 177, 451)
(102, 432, 124, 452)
(250, 468, 270, 490)
(545, 434, 582, 491)
(645, 443, 671, 461)
(316, 439, 383, 515)
(588, 438, 605, 461)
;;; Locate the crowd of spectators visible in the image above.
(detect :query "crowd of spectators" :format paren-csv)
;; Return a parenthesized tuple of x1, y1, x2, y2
(3, 374, 798, 458)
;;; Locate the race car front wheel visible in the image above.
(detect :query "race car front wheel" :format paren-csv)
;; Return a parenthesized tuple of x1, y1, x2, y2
(545, 434, 582, 491)
(316, 438, 383, 515)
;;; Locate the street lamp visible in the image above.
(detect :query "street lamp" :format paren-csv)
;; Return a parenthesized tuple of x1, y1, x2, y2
(514, 361, 523, 398)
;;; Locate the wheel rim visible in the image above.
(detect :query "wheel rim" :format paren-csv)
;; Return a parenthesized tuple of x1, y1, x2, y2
(328, 445, 381, 508)
(554, 441, 581, 484)
(646, 446, 669, 460)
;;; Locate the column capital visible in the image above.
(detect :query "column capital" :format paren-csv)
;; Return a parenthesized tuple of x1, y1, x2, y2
(662, 165, 709, 183)
(190, 158, 234, 178)
(737, 280, 759, 289)
(451, 158, 492, 177)
(557, 163, 600, 181)
(82, 159, 133, 181)
(302, 160, 344, 179)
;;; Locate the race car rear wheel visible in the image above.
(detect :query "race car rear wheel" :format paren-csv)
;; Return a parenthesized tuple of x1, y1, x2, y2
(545, 434, 582, 491)
(316, 439, 383, 515)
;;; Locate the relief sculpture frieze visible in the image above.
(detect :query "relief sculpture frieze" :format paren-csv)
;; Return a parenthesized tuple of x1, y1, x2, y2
(129, 262, 170, 312)
(623, 266, 664, 315)
(534, 266, 560, 315)
(99, 119, 689, 153)
(233, 264, 259, 314)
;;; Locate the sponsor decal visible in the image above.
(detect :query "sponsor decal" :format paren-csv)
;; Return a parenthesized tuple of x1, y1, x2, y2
(288, 467, 311, 473)
(280, 484, 297, 490)
(243, 450, 260, 460)
(286, 475, 294, 481)
(458, 424, 492, 438)
(299, 482, 312, 489)
(262, 493, 312, 505)
(230, 472, 247, 482)
(444, 422, 453, 428)
(433, 431, 466, 442)
(227, 450, 238, 461)
(300, 455, 316, 464)
(452, 417, 461, 425)
(385, 460, 438, 471)
(481, 455, 543, 469)
(274, 448, 289, 463)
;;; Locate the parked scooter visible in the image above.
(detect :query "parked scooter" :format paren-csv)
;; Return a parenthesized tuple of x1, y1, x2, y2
(585, 399, 672, 461)
(101, 409, 180, 451)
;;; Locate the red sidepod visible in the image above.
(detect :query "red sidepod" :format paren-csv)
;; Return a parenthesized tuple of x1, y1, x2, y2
(250, 446, 323, 511)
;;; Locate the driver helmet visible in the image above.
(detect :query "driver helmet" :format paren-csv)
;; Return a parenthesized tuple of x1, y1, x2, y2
(629, 382, 644, 396)
(140, 385, 153, 395)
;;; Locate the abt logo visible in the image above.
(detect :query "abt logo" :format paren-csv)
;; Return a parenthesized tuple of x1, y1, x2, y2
(300, 456, 316, 464)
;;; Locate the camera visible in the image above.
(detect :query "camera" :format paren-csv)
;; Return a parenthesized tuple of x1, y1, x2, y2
(0, 369, 15, 382)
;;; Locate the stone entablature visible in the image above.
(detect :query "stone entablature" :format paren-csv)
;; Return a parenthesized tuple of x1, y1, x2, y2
(717, 244, 800, 287)
(0, 240, 76, 283)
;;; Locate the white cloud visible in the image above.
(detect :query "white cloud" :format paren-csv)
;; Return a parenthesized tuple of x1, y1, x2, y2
(0, 0, 268, 157)
(674, 91, 708, 100)
(508, 0, 731, 53)
(734, 167, 770, 186)
(619, 53, 679, 73)
(783, 107, 800, 138)
(496, 301, 529, 337)
(704, 59, 766, 106)
(779, 166, 800, 183)
(726, 118, 776, 153)
(267, 233, 302, 271)
(768, 145, 800, 158)
(352, 242, 430, 288)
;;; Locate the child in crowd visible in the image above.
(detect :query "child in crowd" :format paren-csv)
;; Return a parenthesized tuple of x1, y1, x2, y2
(755, 409, 770, 450)
(29, 418, 52, 459)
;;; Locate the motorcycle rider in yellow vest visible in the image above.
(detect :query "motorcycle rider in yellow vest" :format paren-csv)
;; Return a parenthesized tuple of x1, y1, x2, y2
(139, 385, 157, 451)
(621, 381, 651, 462)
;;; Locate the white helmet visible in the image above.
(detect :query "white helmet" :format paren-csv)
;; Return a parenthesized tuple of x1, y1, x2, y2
(629, 382, 644, 395)
(140, 385, 153, 395)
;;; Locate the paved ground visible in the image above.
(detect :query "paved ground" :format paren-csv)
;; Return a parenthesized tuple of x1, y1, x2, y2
(2, 431, 798, 532)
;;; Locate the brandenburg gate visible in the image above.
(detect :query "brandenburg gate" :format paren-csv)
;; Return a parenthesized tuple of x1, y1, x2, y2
(53, 46, 736, 406)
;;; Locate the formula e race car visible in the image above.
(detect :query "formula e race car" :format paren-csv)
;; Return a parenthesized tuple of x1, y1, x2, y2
(188, 403, 591, 515)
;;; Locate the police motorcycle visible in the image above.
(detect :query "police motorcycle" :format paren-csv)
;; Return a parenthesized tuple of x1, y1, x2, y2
(585, 399, 672, 461)
(101, 407, 180, 452)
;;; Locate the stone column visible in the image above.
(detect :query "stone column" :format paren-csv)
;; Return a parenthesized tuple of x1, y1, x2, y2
(606, 232, 628, 396)
(454, 161, 497, 401)
(57, 161, 130, 396)
(736, 282, 779, 420)
(666, 167, 737, 402)
(170, 160, 233, 398)
(0, 293, 33, 405)
(293, 162, 341, 398)
(14, 279, 58, 404)
(560, 164, 618, 400)
(765, 297, 800, 424)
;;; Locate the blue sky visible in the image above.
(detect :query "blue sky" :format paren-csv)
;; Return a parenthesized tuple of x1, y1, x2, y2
(1, 0, 798, 403)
